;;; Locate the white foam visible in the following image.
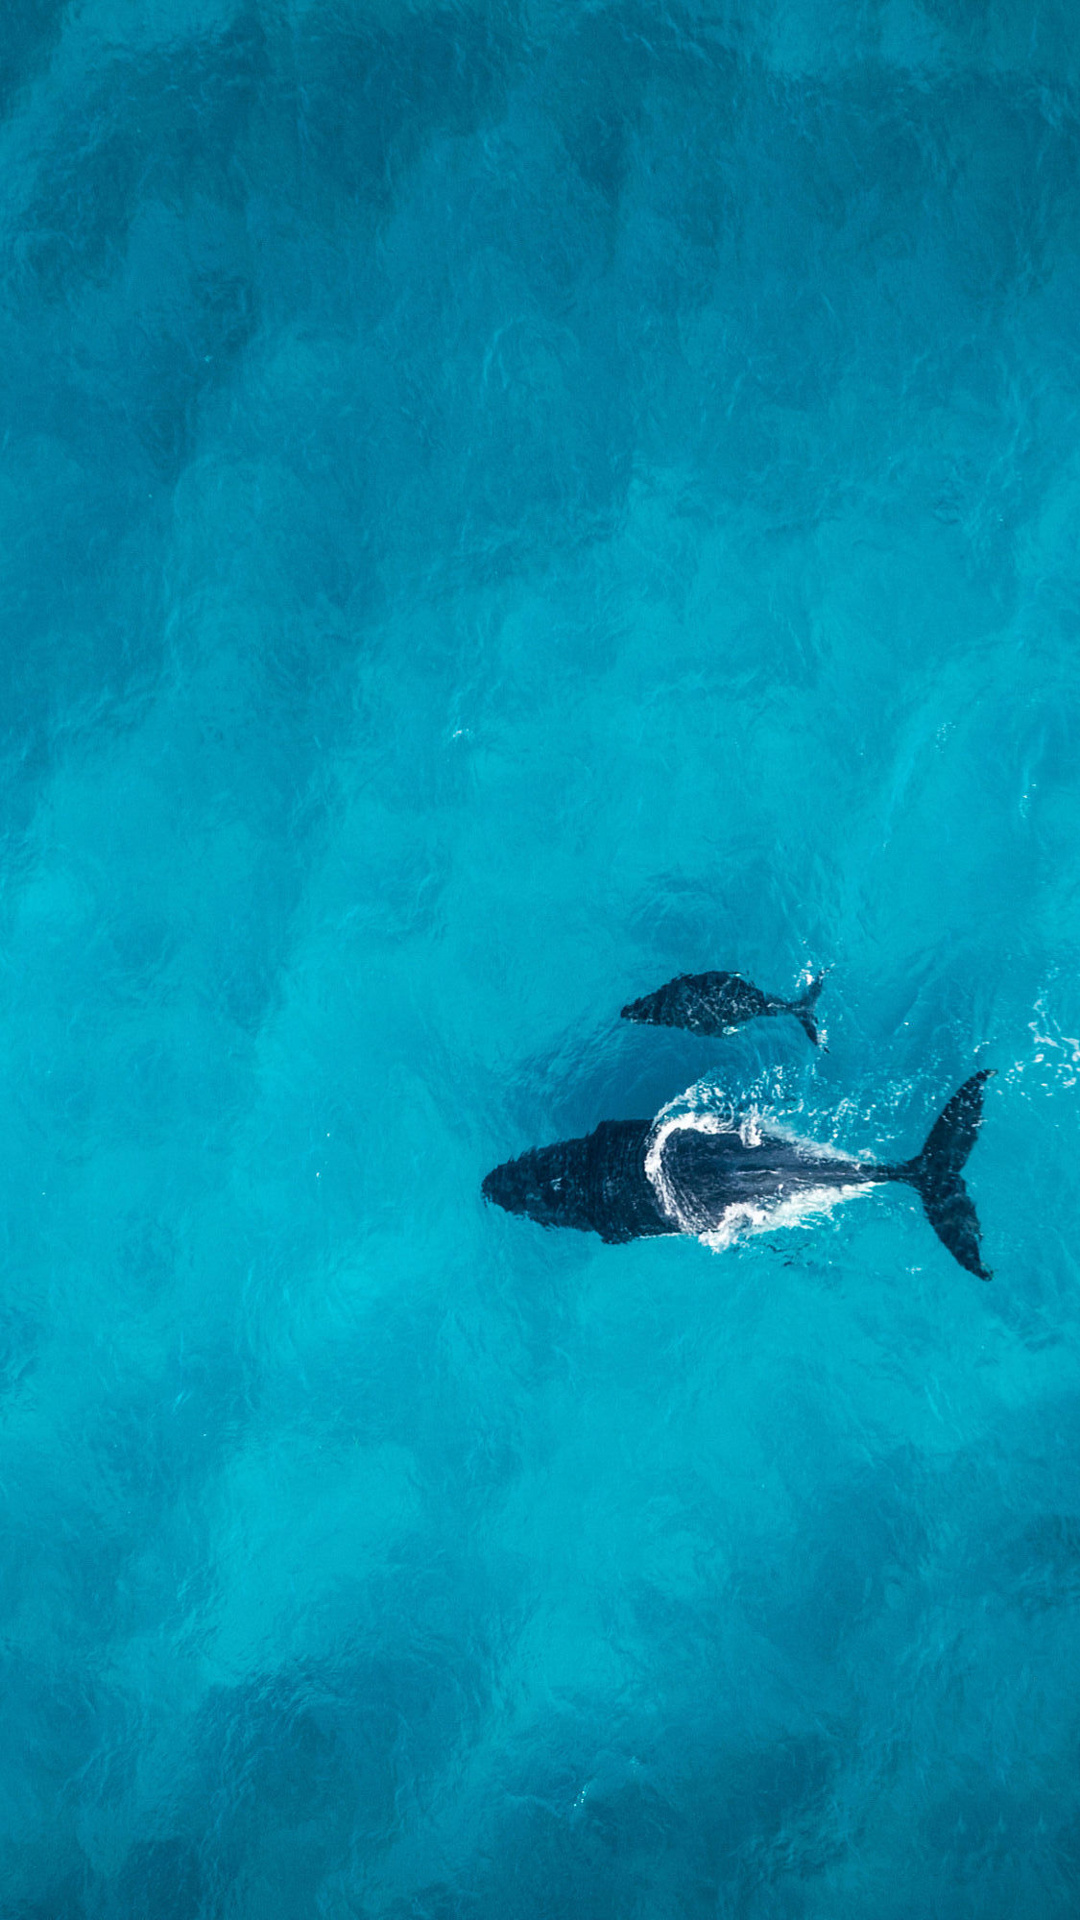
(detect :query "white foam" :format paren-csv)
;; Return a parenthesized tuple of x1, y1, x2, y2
(644, 1096, 735, 1231)
(695, 1183, 869, 1252)
(644, 1080, 870, 1250)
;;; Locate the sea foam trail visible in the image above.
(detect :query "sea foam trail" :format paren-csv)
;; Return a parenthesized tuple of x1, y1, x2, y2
(644, 1084, 871, 1249)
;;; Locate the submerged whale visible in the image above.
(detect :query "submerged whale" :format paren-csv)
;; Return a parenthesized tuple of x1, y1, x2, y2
(622, 969, 826, 1047)
(482, 1069, 993, 1279)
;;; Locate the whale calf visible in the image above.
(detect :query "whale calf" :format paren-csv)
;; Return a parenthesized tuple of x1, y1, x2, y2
(482, 1069, 993, 1279)
(621, 969, 826, 1047)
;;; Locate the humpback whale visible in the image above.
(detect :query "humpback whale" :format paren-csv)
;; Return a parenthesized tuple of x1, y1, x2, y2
(622, 969, 826, 1047)
(482, 1069, 993, 1279)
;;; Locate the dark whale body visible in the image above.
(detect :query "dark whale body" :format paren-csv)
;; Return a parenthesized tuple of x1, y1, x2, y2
(486, 1119, 672, 1244)
(622, 969, 826, 1046)
(483, 1070, 993, 1279)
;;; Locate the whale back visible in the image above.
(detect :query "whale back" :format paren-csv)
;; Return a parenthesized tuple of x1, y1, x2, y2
(621, 971, 770, 1034)
(649, 1122, 874, 1237)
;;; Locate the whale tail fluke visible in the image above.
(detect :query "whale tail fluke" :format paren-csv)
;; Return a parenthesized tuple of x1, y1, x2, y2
(789, 970, 827, 1048)
(891, 1069, 994, 1280)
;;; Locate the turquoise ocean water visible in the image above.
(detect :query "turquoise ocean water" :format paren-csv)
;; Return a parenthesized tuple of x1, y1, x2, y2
(3, 1, 1080, 1913)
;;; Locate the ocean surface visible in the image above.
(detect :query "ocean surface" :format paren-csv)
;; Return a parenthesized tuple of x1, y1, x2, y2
(2, 1, 1080, 1914)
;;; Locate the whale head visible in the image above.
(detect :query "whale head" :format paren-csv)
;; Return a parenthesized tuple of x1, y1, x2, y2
(482, 1138, 593, 1231)
(482, 1119, 677, 1243)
